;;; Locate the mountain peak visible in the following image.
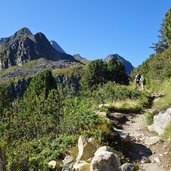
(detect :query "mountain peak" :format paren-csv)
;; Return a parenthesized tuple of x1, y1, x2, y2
(0, 27, 77, 69)
(13, 27, 33, 38)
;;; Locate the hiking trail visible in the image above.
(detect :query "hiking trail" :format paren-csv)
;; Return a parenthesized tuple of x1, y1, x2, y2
(122, 113, 171, 171)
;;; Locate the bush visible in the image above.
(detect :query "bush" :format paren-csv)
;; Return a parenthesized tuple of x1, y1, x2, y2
(145, 112, 155, 125)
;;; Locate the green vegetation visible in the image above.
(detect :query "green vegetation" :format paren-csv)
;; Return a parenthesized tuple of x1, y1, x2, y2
(0, 62, 150, 170)
(0, 70, 103, 170)
(164, 123, 171, 138)
(133, 7, 171, 142)
(151, 80, 171, 111)
(145, 111, 154, 125)
(81, 59, 129, 90)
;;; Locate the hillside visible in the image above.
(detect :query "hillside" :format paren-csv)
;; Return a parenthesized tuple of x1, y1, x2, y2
(132, 47, 171, 80)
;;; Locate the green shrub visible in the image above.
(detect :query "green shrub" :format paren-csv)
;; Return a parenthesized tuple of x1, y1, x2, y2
(145, 112, 155, 125)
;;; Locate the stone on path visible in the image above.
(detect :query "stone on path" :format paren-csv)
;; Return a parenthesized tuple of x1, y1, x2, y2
(121, 163, 135, 171)
(90, 146, 121, 171)
(113, 126, 130, 142)
(144, 136, 160, 146)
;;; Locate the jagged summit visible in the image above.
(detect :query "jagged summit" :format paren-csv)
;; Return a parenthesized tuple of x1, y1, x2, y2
(13, 27, 32, 37)
(0, 27, 77, 69)
(104, 54, 134, 74)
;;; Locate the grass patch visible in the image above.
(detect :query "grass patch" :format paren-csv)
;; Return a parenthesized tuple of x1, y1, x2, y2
(164, 123, 171, 138)
(152, 79, 171, 111)
(145, 111, 154, 125)
(106, 100, 142, 113)
(52, 65, 84, 77)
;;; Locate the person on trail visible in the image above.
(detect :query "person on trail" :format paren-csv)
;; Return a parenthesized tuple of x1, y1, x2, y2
(135, 73, 141, 88)
(140, 75, 146, 90)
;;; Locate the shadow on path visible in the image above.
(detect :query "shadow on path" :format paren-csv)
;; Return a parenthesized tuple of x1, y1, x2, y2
(123, 141, 152, 162)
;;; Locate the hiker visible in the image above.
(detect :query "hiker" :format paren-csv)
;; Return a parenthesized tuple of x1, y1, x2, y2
(135, 73, 141, 88)
(140, 75, 146, 90)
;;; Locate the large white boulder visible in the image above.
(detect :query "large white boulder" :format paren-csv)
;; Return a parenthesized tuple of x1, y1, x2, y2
(48, 160, 56, 169)
(90, 146, 121, 171)
(148, 108, 171, 135)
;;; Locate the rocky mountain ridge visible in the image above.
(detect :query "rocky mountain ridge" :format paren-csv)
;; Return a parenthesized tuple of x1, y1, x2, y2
(0, 27, 77, 70)
(50, 40, 66, 54)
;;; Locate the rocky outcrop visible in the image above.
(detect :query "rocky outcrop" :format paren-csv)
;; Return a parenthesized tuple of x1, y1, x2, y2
(8, 78, 31, 98)
(76, 136, 97, 162)
(0, 27, 77, 69)
(148, 108, 171, 135)
(6, 73, 81, 99)
(90, 146, 121, 171)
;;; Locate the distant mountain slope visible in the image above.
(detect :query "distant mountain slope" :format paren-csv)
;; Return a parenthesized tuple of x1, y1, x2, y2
(0, 27, 76, 69)
(50, 40, 66, 54)
(104, 54, 134, 74)
(73, 54, 89, 64)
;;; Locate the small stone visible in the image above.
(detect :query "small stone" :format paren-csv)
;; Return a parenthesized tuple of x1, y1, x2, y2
(140, 156, 150, 163)
(154, 157, 160, 164)
(159, 154, 163, 157)
(48, 160, 56, 169)
(164, 151, 168, 155)
(121, 163, 135, 171)
(144, 136, 160, 146)
(163, 145, 167, 149)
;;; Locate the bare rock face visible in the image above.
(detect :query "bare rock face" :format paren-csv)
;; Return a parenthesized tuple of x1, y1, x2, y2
(0, 27, 76, 70)
(76, 136, 97, 162)
(90, 146, 121, 171)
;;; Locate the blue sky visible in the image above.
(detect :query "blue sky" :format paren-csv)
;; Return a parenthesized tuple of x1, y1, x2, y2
(1, 0, 171, 67)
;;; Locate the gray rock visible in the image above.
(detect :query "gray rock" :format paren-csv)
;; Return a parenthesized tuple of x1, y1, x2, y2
(121, 163, 135, 171)
(151, 108, 171, 135)
(144, 136, 160, 146)
(76, 136, 97, 162)
(140, 156, 151, 163)
(113, 126, 130, 142)
(90, 146, 121, 171)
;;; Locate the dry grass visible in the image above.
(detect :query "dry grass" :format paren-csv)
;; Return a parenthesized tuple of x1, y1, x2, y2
(108, 99, 142, 113)
(52, 65, 84, 77)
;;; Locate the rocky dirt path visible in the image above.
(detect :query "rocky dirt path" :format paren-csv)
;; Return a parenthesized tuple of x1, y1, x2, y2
(122, 113, 171, 171)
